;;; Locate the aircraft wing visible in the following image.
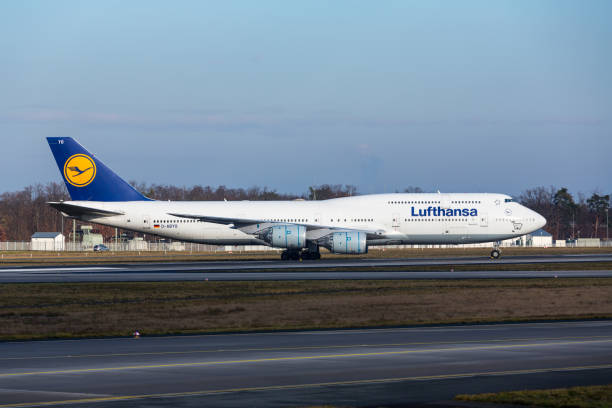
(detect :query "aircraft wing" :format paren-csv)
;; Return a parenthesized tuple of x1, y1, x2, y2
(167, 212, 386, 239)
(48, 202, 124, 218)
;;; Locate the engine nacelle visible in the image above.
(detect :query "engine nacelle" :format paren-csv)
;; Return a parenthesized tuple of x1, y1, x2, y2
(323, 231, 368, 254)
(260, 224, 307, 249)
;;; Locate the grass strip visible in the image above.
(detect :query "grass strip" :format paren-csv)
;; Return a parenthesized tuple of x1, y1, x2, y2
(1, 278, 611, 341)
(455, 383, 612, 408)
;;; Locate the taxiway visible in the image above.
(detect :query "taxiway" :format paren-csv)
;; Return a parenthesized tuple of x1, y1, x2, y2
(0, 253, 610, 282)
(1, 320, 611, 407)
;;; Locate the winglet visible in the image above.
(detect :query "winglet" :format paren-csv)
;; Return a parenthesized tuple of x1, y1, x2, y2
(47, 137, 151, 201)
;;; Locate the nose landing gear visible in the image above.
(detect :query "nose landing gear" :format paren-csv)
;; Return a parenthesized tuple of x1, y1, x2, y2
(490, 242, 502, 259)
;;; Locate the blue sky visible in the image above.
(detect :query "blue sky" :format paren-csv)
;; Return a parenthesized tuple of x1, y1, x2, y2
(1, 0, 610, 196)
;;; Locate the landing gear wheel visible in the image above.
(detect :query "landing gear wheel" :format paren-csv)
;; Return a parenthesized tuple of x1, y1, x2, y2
(300, 249, 321, 260)
(281, 250, 300, 261)
(490, 249, 501, 259)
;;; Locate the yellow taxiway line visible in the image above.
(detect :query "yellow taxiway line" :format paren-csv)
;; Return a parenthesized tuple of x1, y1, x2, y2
(2, 335, 610, 361)
(1, 338, 611, 378)
(2, 363, 612, 408)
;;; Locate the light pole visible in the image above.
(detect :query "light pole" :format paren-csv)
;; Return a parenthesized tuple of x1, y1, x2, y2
(606, 207, 609, 242)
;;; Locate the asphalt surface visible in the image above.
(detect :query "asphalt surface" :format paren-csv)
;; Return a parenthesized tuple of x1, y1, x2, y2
(0, 253, 611, 283)
(1, 320, 612, 407)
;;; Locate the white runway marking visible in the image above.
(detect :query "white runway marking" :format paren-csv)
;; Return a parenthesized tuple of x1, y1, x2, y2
(0, 267, 119, 273)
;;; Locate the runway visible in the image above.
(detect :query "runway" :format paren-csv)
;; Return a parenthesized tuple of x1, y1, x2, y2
(0, 253, 611, 282)
(1, 267, 612, 282)
(1, 320, 612, 407)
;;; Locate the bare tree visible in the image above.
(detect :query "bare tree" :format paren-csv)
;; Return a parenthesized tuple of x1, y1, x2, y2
(308, 185, 357, 200)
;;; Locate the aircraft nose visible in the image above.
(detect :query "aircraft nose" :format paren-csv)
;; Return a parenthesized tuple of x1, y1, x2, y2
(535, 213, 546, 230)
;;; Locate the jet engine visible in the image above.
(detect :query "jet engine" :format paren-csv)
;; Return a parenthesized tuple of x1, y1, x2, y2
(259, 224, 307, 249)
(321, 231, 367, 254)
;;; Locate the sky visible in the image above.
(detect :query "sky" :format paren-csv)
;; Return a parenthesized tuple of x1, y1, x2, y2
(1, 0, 610, 197)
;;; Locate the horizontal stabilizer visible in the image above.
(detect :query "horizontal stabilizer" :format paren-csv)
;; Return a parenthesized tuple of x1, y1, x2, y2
(48, 202, 124, 218)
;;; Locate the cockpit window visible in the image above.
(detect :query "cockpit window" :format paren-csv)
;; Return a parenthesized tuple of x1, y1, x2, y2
(504, 198, 513, 203)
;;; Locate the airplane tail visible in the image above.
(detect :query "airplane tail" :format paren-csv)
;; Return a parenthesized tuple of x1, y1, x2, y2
(47, 137, 150, 201)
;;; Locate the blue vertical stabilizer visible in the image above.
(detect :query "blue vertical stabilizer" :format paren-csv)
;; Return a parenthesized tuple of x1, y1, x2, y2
(47, 137, 150, 201)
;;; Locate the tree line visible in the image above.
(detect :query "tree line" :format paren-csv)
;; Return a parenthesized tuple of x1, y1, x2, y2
(0, 182, 608, 242)
(518, 186, 610, 241)
(128, 182, 359, 202)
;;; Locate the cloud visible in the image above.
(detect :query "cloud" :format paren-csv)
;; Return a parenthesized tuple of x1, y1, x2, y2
(0, 108, 288, 130)
(0, 107, 606, 132)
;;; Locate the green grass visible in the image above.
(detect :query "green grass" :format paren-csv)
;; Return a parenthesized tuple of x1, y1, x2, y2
(1, 278, 611, 341)
(456, 384, 612, 407)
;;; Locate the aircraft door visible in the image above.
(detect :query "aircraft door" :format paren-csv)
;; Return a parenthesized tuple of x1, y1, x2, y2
(392, 213, 401, 232)
(314, 213, 323, 225)
(441, 194, 451, 209)
(479, 212, 488, 227)
(141, 214, 151, 230)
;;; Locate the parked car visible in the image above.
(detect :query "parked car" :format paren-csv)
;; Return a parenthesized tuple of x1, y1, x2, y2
(93, 244, 109, 252)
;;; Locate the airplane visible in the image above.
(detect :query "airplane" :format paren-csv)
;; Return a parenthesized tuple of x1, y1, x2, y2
(47, 137, 546, 260)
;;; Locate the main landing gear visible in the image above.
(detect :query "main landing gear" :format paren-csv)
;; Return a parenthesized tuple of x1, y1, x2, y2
(280, 248, 321, 261)
(300, 248, 321, 260)
(490, 242, 502, 259)
(281, 250, 300, 261)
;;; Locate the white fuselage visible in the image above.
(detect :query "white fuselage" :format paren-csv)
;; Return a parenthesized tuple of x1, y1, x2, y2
(69, 193, 546, 246)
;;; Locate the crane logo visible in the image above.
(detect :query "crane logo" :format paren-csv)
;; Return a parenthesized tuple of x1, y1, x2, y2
(63, 154, 97, 187)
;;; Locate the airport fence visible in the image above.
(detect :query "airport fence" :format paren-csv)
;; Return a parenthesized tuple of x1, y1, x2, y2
(0, 241, 280, 252)
(0, 242, 31, 251)
(566, 239, 612, 248)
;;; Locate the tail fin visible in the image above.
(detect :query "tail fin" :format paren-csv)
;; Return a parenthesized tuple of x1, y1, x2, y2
(47, 137, 150, 201)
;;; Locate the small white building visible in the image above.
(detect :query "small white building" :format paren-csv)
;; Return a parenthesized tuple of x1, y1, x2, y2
(31, 232, 65, 251)
(128, 237, 149, 251)
(525, 229, 553, 247)
(80, 225, 103, 249)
